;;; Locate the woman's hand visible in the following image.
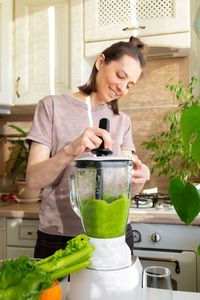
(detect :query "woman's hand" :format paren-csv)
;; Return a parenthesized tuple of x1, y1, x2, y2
(26, 127, 113, 191)
(131, 154, 150, 184)
(121, 151, 150, 196)
(65, 127, 113, 157)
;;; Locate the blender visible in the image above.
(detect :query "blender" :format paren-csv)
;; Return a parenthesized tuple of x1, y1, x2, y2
(68, 119, 142, 300)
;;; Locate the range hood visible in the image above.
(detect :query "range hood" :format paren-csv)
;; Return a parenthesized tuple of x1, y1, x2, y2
(85, 43, 190, 59)
(84, 33, 190, 58)
(0, 107, 11, 115)
(144, 46, 190, 58)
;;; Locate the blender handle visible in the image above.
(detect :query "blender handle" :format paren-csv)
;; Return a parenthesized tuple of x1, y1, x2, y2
(91, 118, 113, 156)
(69, 175, 81, 218)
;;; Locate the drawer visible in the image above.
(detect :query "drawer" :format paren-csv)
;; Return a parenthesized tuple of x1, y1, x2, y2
(7, 218, 38, 247)
(0, 217, 6, 230)
(0, 217, 6, 260)
(7, 246, 35, 259)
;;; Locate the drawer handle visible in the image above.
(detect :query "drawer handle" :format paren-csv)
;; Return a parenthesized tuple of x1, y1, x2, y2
(139, 256, 180, 274)
(27, 231, 37, 237)
(122, 26, 146, 31)
(16, 76, 20, 98)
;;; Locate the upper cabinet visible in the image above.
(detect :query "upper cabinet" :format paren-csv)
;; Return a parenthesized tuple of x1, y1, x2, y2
(14, 0, 70, 105)
(14, 0, 83, 105)
(84, 0, 190, 42)
(0, 0, 13, 106)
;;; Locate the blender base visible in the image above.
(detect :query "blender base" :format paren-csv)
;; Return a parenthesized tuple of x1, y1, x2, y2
(67, 256, 143, 300)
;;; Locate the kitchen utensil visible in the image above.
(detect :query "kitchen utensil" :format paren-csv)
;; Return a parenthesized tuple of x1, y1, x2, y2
(68, 117, 142, 299)
(70, 156, 133, 238)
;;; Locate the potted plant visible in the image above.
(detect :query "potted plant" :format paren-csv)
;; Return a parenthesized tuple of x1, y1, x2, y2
(141, 76, 200, 182)
(142, 77, 200, 227)
(169, 104, 200, 227)
(5, 125, 41, 201)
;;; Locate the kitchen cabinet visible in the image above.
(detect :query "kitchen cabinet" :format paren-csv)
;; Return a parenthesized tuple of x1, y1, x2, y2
(14, 0, 84, 105)
(84, 0, 190, 43)
(0, 217, 6, 260)
(0, 0, 13, 106)
(6, 218, 38, 259)
(14, 0, 70, 105)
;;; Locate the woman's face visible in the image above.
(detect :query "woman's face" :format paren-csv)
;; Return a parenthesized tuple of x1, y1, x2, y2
(94, 54, 142, 104)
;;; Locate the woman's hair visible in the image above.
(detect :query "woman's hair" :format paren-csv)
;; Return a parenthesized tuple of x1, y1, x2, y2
(78, 36, 146, 114)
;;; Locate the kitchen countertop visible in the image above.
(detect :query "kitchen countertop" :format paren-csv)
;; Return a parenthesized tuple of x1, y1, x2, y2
(0, 201, 200, 225)
(142, 288, 200, 300)
(64, 287, 200, 300)
(0, 200, 40, 219)
(129, 207, 200, 225)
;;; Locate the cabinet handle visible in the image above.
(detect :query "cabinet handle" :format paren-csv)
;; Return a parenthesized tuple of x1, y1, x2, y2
(122, 26, 146, 31)
(139, 256, 180, 274)
(16, 77, 20, 98)
(27, 231, 37, 237)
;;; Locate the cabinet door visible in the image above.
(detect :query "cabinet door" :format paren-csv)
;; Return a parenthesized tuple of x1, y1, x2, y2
(7, 218, 38, 247)
(7, 247, 34, 259)
(14, 0, 70, 105)
(84, 0, 190, 42)
(0, 217, 6, 260)
(0, 0, 13, 106)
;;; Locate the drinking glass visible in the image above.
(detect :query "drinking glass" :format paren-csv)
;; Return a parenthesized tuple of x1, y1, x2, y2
(142, 266, 173, 300)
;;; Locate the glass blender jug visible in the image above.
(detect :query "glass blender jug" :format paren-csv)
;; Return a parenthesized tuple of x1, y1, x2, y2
(70, 156, 133, 238)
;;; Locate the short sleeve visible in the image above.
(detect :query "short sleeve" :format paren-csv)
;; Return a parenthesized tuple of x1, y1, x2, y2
(121, 115, 136, 152)
(24, 96, 53, 151)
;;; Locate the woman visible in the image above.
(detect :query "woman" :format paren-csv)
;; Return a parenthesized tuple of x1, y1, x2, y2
(25, 36, 150, 258)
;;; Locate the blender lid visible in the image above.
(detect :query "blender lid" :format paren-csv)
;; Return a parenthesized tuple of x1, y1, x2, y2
(74, 156, 134, 168)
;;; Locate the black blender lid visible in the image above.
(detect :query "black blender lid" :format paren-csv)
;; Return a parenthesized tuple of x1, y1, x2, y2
(74, 156, 133, 168)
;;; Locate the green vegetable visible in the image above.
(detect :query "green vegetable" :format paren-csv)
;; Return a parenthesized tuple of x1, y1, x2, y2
(0, 235, 94, 300)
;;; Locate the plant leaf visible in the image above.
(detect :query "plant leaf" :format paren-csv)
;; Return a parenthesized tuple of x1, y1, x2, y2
(169, 179, 200, 225)
(9, 125, 28, 137)
(181, 105, 200, 164)
(197, 245, 200, 256)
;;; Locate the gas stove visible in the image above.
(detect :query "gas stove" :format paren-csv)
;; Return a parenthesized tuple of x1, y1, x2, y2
(130, 193, 174, 212)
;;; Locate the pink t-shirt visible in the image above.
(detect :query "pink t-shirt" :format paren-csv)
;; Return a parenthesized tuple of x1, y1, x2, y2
(25, 95, 135, 236)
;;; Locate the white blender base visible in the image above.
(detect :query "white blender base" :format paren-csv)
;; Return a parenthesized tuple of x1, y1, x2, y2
(67, 256, 143, 300)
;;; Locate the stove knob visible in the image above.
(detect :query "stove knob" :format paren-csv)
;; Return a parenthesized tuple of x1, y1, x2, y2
(133, 230, 141, 243)
(151, 233, 161, 243)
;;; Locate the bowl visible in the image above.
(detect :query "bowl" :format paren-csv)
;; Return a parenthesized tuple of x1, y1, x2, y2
(27, 276, 69, 300)
(0, 258, 69, 300)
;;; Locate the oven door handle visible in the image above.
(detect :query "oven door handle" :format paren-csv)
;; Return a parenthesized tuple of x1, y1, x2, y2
(139, 256, 180, 274)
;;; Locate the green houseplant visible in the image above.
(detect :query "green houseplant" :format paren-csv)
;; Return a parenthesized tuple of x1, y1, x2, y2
(142, 76, 200, 183)
(169, 104, 200, 226)
(5, 125, 41, 200)
(142, 77, 200, 226)
(6, 125, 29, 180)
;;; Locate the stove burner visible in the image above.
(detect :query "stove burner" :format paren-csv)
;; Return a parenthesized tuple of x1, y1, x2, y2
(131, 193, 171, 208)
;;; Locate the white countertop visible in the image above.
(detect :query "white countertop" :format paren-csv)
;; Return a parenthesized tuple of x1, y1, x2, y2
(64, 288, 200, 300)
(143, 288, 200, 300)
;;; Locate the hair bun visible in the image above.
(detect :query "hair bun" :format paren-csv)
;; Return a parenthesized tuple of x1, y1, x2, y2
(129, 36, 145, 50)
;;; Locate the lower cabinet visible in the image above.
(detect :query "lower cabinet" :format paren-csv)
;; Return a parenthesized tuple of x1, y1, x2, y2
(6, 218, 38, 259)
(0, 217, 6, 260)
(7, 246, 35, 258)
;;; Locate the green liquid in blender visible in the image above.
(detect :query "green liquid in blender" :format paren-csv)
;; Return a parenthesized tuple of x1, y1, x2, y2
(80, 195, 130, 238)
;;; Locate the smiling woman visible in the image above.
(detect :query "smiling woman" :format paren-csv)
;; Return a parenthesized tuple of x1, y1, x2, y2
(24, 36, 150, 259)
(92, 54, 141, 104)
(78, 36, 145, 112)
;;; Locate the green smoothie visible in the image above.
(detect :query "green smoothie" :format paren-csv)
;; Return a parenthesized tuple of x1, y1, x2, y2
(80, 194, 130, 238)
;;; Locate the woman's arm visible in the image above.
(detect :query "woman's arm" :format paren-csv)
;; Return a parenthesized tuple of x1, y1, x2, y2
(121, 150, 150, 196)
(26, 142, 73, 190)
(26, 127, 113, 190)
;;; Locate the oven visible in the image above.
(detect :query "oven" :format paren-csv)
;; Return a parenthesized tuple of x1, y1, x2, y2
(130, 194, 200, 292)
